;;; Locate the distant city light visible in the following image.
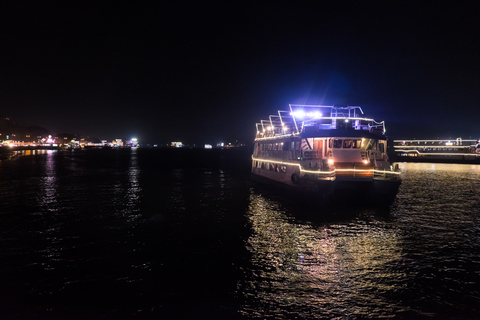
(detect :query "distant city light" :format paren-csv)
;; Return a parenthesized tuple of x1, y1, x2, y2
(128, 138, 139, 147)
(113, 139, 124, 147)
(45, 135, 55, 144)
(204, 144, 212, 149)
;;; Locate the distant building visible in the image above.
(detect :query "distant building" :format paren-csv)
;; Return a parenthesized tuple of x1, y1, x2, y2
(112, 139, 123, 147)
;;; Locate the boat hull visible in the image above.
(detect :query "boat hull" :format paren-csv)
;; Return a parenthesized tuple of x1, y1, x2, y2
(333, 178, 401, 205)
(251, 169, 400, 206)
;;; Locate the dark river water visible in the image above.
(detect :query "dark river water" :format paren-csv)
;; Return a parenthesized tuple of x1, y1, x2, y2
(0, 148, 479, 319)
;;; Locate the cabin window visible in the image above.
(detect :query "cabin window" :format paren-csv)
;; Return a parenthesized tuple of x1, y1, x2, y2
(333, 139, 343, 148)
(282, 142, 289, 151)
(281, 165, 287, 173)
(343, 139, 353, 148)
(291, 141, 295, 150)
(353, 140, 361, 148)
(379, 143, 385, 152)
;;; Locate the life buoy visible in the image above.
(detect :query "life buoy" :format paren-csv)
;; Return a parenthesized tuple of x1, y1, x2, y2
(291, 174, 299, 184)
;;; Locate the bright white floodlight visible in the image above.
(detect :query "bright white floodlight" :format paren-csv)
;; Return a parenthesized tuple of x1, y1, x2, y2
(291, 110, 306, 119)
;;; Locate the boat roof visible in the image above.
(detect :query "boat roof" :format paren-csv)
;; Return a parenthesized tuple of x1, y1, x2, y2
(255, 104, 386, 141)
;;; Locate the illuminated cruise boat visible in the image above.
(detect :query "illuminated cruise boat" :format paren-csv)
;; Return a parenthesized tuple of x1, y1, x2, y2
(392, 138, 480, 163)
(251, 105, 401, 204)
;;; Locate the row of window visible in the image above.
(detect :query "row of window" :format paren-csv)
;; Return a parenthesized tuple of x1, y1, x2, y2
(331, 139, 385, 152)
(253, 161, 287, 173)
(257, 138, 385, 152)
(257, 139, 367, 150)
(258, 141, 299, 151)
(332, 139, 362, 149)
(416, 148, 462, 151)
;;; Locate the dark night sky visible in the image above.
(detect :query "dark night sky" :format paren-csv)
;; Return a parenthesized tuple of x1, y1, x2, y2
(1, 1, 480, 144)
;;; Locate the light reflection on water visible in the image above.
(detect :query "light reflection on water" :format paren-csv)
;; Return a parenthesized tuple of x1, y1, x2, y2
(36, 150, 64, 273)
(240, 192, 407, 319)
(239, 162, 480, 319)
(120, 148, 142, 223)
(1, 151, 480, 319)
(38, 150, 58, 213)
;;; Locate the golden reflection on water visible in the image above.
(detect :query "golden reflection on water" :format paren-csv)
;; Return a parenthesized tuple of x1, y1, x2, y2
(240, 192, 407, 319)
(396, 162, 480, 209)
(38, 150, 59, 213)
(36, 150, 63, 273)
(111, 148, 142, 222)
(125, 148, 142, 222)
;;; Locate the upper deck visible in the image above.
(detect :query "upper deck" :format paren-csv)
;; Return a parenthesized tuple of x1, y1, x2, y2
(255, 105, 386, 141)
